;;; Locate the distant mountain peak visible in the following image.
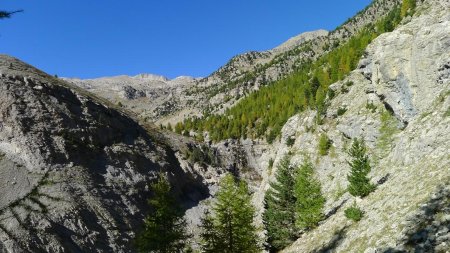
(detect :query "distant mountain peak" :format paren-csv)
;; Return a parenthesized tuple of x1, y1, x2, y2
(133, 73, 169, 82)
(272, 29, 329, 52)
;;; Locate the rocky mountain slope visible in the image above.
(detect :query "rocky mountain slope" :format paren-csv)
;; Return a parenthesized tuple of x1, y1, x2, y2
(66, 0, 401, 127)
(0, 55, 212, 252)
(1, 0, 449, 252)
(244, 0, 449, 251)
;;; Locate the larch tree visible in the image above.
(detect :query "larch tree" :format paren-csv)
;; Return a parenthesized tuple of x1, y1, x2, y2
(294, 161, 325, 230)
(200, 174, 261, 253)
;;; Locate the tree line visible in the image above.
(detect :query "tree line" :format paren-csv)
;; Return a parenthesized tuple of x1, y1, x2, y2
(175, 0, 414, 143)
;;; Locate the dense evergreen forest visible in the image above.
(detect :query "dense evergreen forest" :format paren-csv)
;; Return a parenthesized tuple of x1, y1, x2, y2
(177, 0, 416, 143)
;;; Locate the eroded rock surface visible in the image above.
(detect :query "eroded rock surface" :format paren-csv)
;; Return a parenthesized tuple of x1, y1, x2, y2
(0, 55, 208, 253)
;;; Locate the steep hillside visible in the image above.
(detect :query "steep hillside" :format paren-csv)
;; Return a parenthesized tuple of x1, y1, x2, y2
(67, 0, 401, 127)
(0, 55, 209, 252)
(65, 74, 200, 126)
(1, 0, 449, 252)
(258, 0, 449, 251)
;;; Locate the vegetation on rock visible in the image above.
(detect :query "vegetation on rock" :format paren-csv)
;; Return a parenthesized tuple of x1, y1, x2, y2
(318, 133, 332, 156)
(344, 202, 364, 222)
(180, 3, 409, 143)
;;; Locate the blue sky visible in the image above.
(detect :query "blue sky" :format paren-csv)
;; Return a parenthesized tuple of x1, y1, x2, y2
(1, 0, 372, 79)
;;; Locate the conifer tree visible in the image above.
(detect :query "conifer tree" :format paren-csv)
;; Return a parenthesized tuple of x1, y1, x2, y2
(137, 172, 189, 253)
(263, 156, 298, 252)
(347, 138, 375, 197)
(199, 209, 220, 253)
(294, 161, 325, 230)
(200, 174, 261, 253)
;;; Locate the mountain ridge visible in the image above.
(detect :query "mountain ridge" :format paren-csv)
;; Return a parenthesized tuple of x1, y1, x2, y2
(1, 0, 449, 252)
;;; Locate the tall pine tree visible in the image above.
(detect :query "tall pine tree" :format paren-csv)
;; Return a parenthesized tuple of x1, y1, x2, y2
(347, 138, 375, 197)
(200, 174, 261, 253)
(263, 156, 298, 252)
(136, 172, 189, 253)
(294, 161, 325, 230)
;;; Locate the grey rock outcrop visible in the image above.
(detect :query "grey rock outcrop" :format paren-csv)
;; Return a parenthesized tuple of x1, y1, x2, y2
(273, 0, 450, 251)
(0, 55, 209, 252)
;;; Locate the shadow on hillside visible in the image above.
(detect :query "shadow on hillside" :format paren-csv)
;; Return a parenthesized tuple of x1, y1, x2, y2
(382, 185, 450, 253)
(312, 225, 350, 253)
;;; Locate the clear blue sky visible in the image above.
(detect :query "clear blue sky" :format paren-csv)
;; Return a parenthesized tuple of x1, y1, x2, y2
(1, 0, 372, 79)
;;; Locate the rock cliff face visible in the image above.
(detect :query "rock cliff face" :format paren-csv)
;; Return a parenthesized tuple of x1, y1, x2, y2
(0, 55, 209, 252)
(252, 0, 450, 251)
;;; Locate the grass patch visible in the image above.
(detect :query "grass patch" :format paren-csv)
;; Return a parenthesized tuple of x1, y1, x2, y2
(333, 182, 347, 201)
(337, 107, 347, 116)
(377, 110, 399, 155)
(286, 135, 296, 147)
(366, 102, 377, 113)
(318, 134, 332, 156)
(345, 202, 364, 222)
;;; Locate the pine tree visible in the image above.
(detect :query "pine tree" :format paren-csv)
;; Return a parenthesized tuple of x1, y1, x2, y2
(136, 173, 189, 253)
(294, 161, 325, 230)
(263, 156, 298, 252)
(200, 174, 261, 253)
(347, 138, 375, 197)
(199, 209, 220, 253)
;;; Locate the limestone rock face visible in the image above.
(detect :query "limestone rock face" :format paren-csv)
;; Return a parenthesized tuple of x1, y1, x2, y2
(273, 0, 450, 251)
(0, 55, 208, 253)
(360, 1, 450, 125)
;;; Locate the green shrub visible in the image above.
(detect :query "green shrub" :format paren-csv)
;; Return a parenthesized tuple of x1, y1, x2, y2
(286, 136, 295, 147)
(345, 81, 354, 87)
(401, 0, 416, 17)
(366, 102, 377, 113)
(345, 203, 364, 222)
(266, 130, 277, 144)
(337, 107, 347, 116)
(327, 88, 336, 99)
(318, 134, 332, 156)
